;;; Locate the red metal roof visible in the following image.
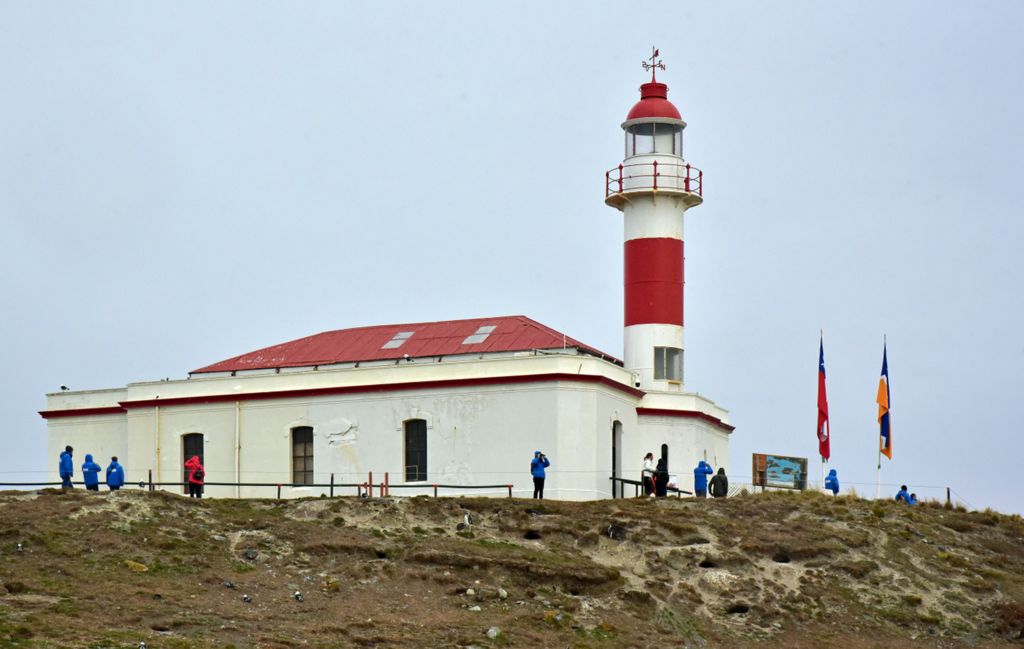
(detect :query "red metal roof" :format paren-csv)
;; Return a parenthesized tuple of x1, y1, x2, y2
(626, 82, 682, 121)
(192, 316, 618, 374)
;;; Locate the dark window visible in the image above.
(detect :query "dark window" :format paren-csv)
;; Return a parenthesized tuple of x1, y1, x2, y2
(654, 347, 683, 382)
(292, 426, 314, 486)
(404, 419, 427, 482)
(182, 433, 204, 493)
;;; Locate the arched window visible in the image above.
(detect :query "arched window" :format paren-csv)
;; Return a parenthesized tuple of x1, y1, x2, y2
(292, 426, 313, 485)
(182, 433, 204, 493)
(404, 419, 427, 482)
(611, 421, 624, 498)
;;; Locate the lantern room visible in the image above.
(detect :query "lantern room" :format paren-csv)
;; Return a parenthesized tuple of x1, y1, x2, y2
(622, 81, 687, 158)
(605, 74, 703, 209)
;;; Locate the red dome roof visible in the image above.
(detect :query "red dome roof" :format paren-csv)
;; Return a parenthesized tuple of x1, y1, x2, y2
(626, 82, 682, 121)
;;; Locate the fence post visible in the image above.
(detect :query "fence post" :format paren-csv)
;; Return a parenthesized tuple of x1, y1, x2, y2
(507, 484, 513, 498)
(148, 469, 153, 492)
(384, 472, 389, 497)
(698, 169, 703, 196)
(685, 163, 691, 193)
(946, 486, 951, 505)
(433, 484, 438, 498)
(652, 160, 658, 190)
(277, 484, 282, 500)
(368, 472, 373, 498)
(330, 473, 334, 498)
(618, 164, 623, 193)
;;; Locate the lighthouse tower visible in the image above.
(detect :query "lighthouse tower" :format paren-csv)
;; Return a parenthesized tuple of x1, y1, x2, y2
(605, 50, 703, 392)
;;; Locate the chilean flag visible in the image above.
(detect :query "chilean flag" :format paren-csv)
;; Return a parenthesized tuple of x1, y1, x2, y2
(817, 336, 830, 461)
(877, 344, 892, 459)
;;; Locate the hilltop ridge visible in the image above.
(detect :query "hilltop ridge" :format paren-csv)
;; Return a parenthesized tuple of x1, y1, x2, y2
(0, 489, 1022, 648)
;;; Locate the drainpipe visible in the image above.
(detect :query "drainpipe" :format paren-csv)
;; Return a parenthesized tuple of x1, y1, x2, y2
(154, 405, 161, 485)
(235, 401, 241, 498)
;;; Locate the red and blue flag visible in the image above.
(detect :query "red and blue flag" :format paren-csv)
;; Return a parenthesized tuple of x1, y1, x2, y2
(817, 336, 830, 460)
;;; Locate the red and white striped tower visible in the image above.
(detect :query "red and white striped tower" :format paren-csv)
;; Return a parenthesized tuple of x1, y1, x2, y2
(605, 50, 704, 392)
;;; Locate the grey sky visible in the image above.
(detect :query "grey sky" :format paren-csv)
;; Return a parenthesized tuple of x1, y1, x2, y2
(2, 2, 1022, 513)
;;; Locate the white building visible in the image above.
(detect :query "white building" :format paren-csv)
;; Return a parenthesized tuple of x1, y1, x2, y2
(41, 58, 732, 500)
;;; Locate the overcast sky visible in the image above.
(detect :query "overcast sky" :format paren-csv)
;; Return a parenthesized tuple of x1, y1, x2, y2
(2, 2, 1022, 513)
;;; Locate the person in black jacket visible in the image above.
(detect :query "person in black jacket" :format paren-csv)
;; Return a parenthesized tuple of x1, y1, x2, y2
(709, 467, 729, 499)
(654, 458, 669, 497)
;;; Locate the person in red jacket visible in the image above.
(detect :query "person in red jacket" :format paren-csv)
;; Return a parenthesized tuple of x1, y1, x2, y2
(184, 455, 205, 498)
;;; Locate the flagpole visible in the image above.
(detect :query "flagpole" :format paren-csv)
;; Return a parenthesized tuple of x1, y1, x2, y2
(875, 333, 886, 500)
(819, 329, 826, 492)
(875, 448, 881, 500)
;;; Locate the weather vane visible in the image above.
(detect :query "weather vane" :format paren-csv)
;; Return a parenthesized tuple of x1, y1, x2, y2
(642, 46, 665, 82)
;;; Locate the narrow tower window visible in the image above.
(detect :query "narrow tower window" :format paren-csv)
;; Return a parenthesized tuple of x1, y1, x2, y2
(654, 347, 683, 382)
(292, 426, 313, 485)
(404, 419, 427, 482)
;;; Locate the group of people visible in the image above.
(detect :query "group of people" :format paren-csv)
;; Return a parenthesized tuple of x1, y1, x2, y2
(57, 446, 206, 498)
(640, 455, 729, 499)
(57, 446, 124, 491)
(895, 484, 919, 505)
(823, 470, 918, 505)
(58, 443, 916, 506)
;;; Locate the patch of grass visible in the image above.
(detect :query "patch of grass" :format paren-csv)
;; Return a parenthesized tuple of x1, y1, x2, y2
(877, 604, 916, 626)
(589, 621, 617, 641)
(654, 607, 704, 641)
(52, 598, 78, 616)
(835, 559, 878, 579)
(940, 518, 974, 533)
(475, 538, 521, 550)
(993, 600, 1024, 637)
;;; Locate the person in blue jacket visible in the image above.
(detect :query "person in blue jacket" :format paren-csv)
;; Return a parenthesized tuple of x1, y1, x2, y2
(106, 456, 125, 491)
(895, 485, 912, 504)
(81, 454, 102, 491)
(908, 492, 919, 506)
(58, 446, 74, 489)
(824, 469, 840, 495)
(693, 460, 713, 498)
(530, 451, 550, 499)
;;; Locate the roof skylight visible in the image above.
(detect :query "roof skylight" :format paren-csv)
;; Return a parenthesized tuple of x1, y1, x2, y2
(381, 331, 415, 349)
(462, 325, 497, 345)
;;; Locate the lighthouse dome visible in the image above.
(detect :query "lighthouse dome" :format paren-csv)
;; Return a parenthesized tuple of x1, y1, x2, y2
(626, 82, 682, 121)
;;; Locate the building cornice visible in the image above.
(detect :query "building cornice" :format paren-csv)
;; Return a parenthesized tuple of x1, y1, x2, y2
(636, 407, 735, 433)
(40, 372, 644, 418)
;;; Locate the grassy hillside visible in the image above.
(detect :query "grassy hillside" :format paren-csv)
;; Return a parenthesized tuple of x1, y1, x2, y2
(0, 488, 1022, 648)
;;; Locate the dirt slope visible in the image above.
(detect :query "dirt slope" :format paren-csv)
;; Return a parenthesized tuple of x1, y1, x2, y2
(0, 489, 1022, 648)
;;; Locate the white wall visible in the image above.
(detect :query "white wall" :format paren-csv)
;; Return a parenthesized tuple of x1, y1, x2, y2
(44, 353, 731, 500)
